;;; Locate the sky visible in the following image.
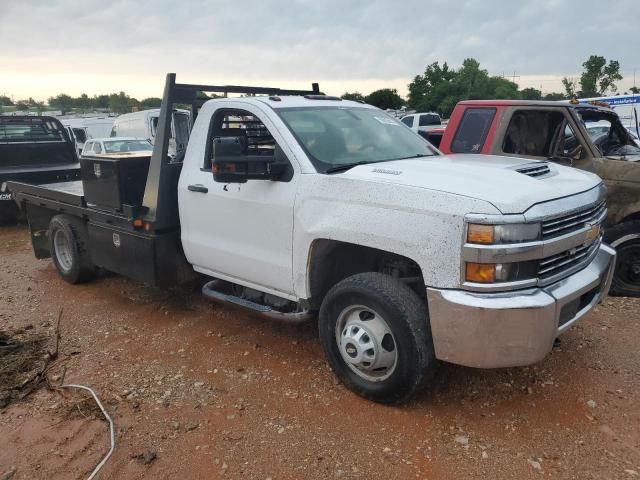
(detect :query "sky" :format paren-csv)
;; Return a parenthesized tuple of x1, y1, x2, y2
(1, 0, 639, 102)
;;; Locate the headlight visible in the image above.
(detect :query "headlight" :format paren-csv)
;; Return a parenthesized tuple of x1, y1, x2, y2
(467, 222, 541, 244)
(0, 182, 7, 193)
(465, 261, 538, 283)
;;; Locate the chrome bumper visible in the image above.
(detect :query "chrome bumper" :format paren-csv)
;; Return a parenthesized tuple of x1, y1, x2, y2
(426, 243, 616, 368)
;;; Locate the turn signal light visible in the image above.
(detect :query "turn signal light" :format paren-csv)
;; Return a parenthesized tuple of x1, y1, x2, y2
(467, 224, 494, 244)
(465, 263, 496, 283)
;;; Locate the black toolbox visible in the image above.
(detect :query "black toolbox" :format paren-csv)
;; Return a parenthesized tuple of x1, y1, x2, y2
(81, 155, 150, 212)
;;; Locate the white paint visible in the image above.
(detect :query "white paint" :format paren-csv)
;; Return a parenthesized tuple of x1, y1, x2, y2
(179, 97, 603, 300)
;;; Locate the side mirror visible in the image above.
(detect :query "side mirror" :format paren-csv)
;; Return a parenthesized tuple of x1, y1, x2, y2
(211, 136, 287, 183)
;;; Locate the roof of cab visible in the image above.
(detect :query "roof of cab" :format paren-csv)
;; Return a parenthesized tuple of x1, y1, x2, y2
(457, 99, 611, 111)
(205, 95, 374, 110)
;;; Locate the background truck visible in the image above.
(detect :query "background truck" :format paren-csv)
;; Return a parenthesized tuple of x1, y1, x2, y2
(438, 99, 640, 297)
(0, 116, 80, 224)
(8, 74, 615, 403)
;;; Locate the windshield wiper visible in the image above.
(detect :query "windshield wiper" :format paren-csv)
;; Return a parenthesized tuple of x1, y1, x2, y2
(324, 154, 429, 174)
(325, 161, 374, 174)
(388, 153, 429, 161)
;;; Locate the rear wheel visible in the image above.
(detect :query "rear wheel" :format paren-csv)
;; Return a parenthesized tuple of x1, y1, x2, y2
(605, 220, 640, 297)
(48, 215, 96, 284)
(319, 272, 436, 404)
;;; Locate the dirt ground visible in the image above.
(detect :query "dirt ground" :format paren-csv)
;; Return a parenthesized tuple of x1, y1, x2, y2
(0, 224, 639, 480)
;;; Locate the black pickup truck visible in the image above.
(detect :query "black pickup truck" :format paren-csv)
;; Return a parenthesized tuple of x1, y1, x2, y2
(0, 116, 80, 224)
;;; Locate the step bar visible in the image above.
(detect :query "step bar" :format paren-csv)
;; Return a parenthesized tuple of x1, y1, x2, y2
(202, 280, 314, 324)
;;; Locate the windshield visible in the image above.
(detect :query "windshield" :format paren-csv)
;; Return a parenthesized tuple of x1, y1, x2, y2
(579, 110, 640, 158)
(103, 139, 153, 153)
(278, 107, 436, 172)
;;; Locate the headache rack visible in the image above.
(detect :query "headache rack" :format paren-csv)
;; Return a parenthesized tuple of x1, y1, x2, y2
(143, 73, 320, 232)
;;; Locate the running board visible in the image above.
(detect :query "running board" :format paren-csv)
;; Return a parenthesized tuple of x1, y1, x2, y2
(202, 280, 313, 324)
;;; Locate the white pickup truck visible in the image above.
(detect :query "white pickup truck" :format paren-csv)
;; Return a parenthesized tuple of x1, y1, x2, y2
(9, 74, 616, 403)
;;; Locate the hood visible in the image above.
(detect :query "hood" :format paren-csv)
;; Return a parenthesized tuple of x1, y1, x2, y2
(339, 154, 602, 214)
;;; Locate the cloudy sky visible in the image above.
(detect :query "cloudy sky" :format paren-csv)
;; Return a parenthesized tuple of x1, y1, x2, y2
(1, 0, 638, 101)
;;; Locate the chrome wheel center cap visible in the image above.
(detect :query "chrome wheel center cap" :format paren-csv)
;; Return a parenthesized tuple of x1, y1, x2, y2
(339, 322, 377, 369)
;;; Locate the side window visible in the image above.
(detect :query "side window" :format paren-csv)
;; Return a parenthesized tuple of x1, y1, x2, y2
(150, 117, 158, 137)
(204, 108, 293, 181)
(419, 114, 440, 127)
(451, 108, 496, 153)
(205, 109, 276, 169)
(93, 142, 103, 154)
(401, 116, 413, 127)
(502, 109, 565, 157)
(84, 142, 93, 152)
(558, 122, 587, 161)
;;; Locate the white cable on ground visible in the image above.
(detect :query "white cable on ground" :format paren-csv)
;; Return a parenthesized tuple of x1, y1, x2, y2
(62, 384, 115, 480)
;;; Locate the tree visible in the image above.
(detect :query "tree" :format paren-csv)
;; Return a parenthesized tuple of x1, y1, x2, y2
(15, 101, 29, 110)
(0, 95, 14, 106)
(543, 92, 566, 101)
(562, 77, 578, 98)
(93, 94, 110, 109)
(630, 86, 639, 94)
(579, 55, 622, 97)
(75, 93, 91, 110)
(408, 61, 456, 112)
(341, 92, 365, 102)
(139, 97, 162, 108)
(108, 91, 138, 114)
(364, 89, 404, 110)
(48, 93, 74, 114)
(520, 87, 542, 100)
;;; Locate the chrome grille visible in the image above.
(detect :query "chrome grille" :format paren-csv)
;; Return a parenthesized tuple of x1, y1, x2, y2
(516, 163, 551, 178)
(541, 201, 606, 239)
(538, 239, 601, 280)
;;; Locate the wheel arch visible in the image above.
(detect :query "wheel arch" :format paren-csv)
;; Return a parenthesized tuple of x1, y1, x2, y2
(306, 239, 425, 310)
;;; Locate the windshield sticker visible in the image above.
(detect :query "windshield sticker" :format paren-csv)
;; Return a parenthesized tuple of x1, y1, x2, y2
(374, 116, 400, 126)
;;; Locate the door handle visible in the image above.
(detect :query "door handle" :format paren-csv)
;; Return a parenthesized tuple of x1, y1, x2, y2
(187, 184, 208, 193)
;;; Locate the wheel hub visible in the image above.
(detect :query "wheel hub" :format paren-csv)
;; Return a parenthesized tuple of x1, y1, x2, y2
(336, 306, 397, 382)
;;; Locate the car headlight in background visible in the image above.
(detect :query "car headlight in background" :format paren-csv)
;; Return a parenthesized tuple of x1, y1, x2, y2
(467, 222, 541, 244)
(0, 182, 7, 193)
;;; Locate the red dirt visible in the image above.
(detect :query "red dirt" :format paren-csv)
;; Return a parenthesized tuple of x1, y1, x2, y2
(0, 224, 639, 479)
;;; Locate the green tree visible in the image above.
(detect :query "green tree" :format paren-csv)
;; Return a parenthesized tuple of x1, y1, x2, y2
(408, 61, 456, 112)
(15, 100, 29, 110)
(108, 91, 138, 114)
(579, 55, 623, 96)
(139, 97, 162, 108)
(0, 95, 14, 106)
(630, 86, 639, 94)
(75, 93, 91, 110)
(364, 89, 404, 110)
(341, 92, 365, 102)
(519, 87, 542, 100)
(562, 77, 578, 98)
(543, 92, 566, 101)
(48, 93, 74, 114)
(93, 94, 110, 109)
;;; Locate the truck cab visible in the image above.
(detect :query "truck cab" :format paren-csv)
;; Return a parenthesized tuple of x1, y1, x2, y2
(439, 100, 640, 296)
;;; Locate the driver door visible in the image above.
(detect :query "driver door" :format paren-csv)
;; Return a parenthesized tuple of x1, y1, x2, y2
(179, 104, 299, 296)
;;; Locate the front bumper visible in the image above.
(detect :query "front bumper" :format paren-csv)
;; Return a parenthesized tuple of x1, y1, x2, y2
(426, 243, 616, 368)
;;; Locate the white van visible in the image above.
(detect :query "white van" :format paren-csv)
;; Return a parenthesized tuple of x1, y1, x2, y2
(61, 117, 116, 156)
(580, 94, 640, 137)
(110, 108, 190, 158)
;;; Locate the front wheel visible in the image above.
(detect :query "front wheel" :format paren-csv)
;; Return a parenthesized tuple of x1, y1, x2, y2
(605, 220, 640, 297)
(319, 272, 436, 404)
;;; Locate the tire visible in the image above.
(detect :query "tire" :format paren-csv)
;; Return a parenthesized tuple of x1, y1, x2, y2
(48, 215, 96, 284)
(318, 272, 436, 404)
(605, 220, 640, 297)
